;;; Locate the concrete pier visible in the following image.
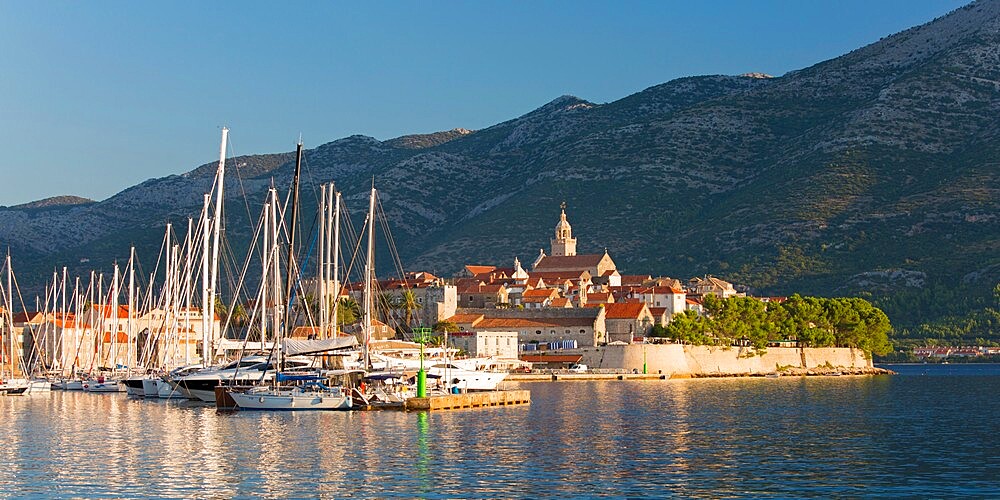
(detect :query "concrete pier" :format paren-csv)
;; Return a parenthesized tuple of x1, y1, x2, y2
(404, 390, 531, 411)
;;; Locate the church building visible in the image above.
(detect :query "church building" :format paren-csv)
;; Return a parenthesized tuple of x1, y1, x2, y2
(532, 206, 619, 285)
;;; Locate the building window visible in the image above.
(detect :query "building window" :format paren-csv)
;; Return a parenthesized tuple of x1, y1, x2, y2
(535, 330, 541, 335)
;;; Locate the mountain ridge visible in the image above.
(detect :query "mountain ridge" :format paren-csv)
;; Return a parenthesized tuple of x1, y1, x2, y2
(1, 1, 998, 343)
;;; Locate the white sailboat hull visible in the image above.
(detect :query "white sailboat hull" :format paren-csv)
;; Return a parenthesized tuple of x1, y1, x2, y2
(26, 380, 51, 394)
(230, 387, 352, 411)
(83, 380, 124, 392)
(53, 379, 85, 391)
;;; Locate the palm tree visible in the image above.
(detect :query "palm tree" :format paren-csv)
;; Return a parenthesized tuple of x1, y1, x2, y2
(432, 321, 458, 334)
(337, 297, 360, 326)
(230, 303, 249, 329)
(214, 297, 229, 322)
(398, 289, 423, 329)
(377, 292, 397, 325)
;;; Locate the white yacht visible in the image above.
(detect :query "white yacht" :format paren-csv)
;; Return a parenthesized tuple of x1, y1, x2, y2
(425, 362, 508, 392)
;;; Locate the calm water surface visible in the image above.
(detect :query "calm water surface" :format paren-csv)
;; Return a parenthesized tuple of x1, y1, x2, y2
(1, 365, 998, 498)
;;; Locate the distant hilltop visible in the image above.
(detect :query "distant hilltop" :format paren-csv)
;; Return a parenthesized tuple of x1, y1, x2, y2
(6, 195, 95, 210)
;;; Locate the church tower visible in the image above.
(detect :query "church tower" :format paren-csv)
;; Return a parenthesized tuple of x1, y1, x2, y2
(550, 203, 577, 256)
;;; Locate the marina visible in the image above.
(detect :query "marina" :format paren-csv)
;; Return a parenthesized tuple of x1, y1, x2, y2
(1, 366, 998, 497)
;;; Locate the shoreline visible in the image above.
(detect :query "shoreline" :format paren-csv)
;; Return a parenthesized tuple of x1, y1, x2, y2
(507, 365, 895, 382)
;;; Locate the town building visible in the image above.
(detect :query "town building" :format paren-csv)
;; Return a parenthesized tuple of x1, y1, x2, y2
(687, 276, 743, 298)
(448, 330, 518, 359)
(587, 302, 655, 343)
(445, 307, 607, 347)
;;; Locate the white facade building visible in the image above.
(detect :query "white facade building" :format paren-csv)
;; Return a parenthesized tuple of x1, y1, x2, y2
(448, 330, 518, 359)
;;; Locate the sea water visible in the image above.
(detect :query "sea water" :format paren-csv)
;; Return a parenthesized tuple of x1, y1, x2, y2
(1, 365, 998, 498)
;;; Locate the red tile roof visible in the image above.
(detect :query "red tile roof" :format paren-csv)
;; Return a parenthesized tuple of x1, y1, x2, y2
(444, 313, 485, 325)
(535, 254, 606, 269)
(527, 272, 583, 282)
(465, 265, 496, 275)
(476, 317, 595, 328)
(522, 296, 550, 304)
(588, 302, 648, 319)
(620, 274, 651, 284)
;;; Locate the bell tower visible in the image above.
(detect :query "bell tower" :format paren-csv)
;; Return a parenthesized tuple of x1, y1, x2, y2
(551, 202, 577, 257)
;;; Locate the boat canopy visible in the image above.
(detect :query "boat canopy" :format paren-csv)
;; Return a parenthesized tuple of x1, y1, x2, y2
(282, 337, 359, 356)
(276, 372, 324, 382)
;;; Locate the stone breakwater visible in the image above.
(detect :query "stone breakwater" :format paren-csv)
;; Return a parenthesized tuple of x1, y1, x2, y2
(575, 345, 887, 378)
(684, 365, 895, 378)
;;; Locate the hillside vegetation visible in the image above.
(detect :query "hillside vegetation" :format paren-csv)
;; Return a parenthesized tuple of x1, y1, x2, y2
(1, 1, 998, 348)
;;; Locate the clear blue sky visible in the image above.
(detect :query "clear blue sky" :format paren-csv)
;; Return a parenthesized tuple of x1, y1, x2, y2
(0, 0, 968, 206)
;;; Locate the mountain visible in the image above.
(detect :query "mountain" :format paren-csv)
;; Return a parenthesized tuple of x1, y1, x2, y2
(1, 1, 999, 343)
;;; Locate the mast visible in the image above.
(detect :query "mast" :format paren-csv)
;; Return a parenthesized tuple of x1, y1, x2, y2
(363, 185, 376, 370)
(164, 225, 173, 368)
(5, 254, 13, 379)
(283, 139, 303, 340)
(127, 246, 135, 371)
(111, 262, 120, 370)
(261, 200, 270, 347)
(206, 127, 228, 365)
(317, 184, 326, 336)
(270, 188, 282, 362)
(183, 218, 193, 365)
(331, 188, 340, 337)
(87, 271, 96, 375)
(72, 276, 80, 375)
(201, 193, 211, 365)
(48, 270, 56, 371)
(60, 266, 67, 373)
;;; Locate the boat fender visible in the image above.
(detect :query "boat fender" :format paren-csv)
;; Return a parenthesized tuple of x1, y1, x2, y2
(259, 397, 265, 403)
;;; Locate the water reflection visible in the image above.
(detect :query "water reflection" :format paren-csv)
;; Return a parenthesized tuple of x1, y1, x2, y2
(1, 370, 999, 497)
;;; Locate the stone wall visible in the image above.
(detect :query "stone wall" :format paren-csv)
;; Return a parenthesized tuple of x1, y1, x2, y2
(580, 344, 871, 376)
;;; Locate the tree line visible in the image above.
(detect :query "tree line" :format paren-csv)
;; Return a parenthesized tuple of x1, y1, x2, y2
(654, 294, 892, 356)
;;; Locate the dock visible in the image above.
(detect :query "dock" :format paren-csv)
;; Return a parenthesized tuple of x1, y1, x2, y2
(507, 373, 669, 381)
(404, 389, 531, 411)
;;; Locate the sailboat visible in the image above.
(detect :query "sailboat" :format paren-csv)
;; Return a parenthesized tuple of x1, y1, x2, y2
(231, 143, 355, 411)
(1, 254, 56, 395)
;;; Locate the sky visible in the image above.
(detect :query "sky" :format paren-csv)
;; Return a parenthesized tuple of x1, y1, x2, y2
(0, 0, 969, 206)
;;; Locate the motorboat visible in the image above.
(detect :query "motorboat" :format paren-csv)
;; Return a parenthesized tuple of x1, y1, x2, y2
(122, 376, 146, 396)
(426, 363, 507, 392)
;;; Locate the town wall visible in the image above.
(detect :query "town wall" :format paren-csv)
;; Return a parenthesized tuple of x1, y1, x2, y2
(582, 345, 872, 375)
